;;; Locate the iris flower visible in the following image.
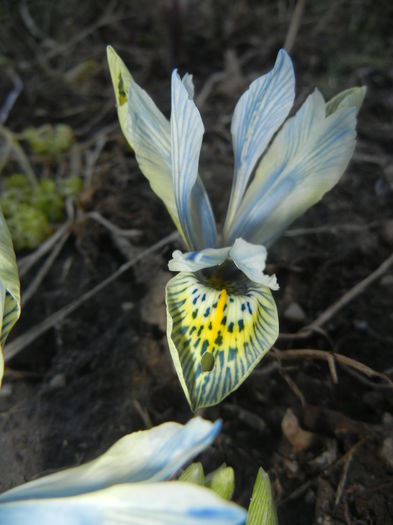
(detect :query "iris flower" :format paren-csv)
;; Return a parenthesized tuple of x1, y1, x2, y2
(0, 418, 246, 524)
(107, 46, 365, 411)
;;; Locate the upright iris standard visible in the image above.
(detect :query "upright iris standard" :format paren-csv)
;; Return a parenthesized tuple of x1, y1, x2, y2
(108, 47, 365, 411)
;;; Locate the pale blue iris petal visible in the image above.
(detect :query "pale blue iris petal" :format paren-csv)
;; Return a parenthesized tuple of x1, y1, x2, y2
(128, 79, 217, 250)
(182, 73, 195, 99)
(188, 180, 218, 250)
(171, 70, 217, 251)
(0, 418, 221, 503)
(225, 89, 357, 246)
(224, 49, 295, 235)
(126, 78, 176, 219)
(0, 482, 247, 525)
(229, 238, 278, 289)
(122, 70, 216, 251)
(168, 247, 230, 272)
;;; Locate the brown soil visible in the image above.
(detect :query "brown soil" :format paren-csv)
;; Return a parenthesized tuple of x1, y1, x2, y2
(0, 1, 392, 523)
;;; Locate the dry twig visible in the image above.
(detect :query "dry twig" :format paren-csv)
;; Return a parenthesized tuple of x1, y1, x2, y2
(284, 0, 307, 52)
(18, 199, 75, 277)
(279, 252, 393, 340)
(5, 231, 179, 362)
(272, 348, 393, 389)
(335, 448, 354, 506)
(279, 369, 306, 406)
(21, 232, 70, 307)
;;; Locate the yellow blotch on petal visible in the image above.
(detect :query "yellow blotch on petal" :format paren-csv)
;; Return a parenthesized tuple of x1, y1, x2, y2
(166, 272, 279, 411)
(118, 74, 128, 106)
(206, 288, 227, 360)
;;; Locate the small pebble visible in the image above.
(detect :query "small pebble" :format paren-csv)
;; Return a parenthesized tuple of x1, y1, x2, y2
(375, 177, 390, 198)
(305, 489, 316, 504)
(362, 390, 383, 409)
(381, 219, 393, 246)
(281, 408, 314, 452)
(0, 383, 12, 397)
(283, 302, 306, 323)
(380, 437, 393, 470)
(49, 373, 66, 389)
(379, 274, 393, 287)
(353, 319, 368, 330)
(121, 301, 134, 311)
(382, 412, 393, 425)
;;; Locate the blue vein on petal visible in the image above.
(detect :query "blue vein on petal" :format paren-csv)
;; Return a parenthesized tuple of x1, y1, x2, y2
(171, 70, 217, 251)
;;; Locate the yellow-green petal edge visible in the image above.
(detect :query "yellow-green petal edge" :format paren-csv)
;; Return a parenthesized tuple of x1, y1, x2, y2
(166, 272, 278, 411)
(0, 209, 21, 386)
(326, 86, 367, 116)
(246, 467, 278, 525)
(106, 46, 185, 244)
(106, 45, 133, 136)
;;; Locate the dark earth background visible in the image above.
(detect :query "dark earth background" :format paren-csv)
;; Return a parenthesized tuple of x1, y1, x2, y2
(1, 1, 393, 523)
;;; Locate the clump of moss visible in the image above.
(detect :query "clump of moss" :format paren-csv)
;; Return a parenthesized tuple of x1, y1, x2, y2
(22, 124, 74, 157)
(1, 173, 83, 251)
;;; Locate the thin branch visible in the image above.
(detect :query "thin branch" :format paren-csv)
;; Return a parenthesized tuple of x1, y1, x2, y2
(272, 348, 393, 389)
(18, 199, 75, 277)
(84, 134, 107, 186)
(0, 126, 38, 186)
(4, 231, 179, 362)
(335, 447, 354, 506)
(308, 252, 393, 332)
(279, 252, 393, 340)
(0, 72, 23, 124)
(279, 369, 306, 406)
(87, 211, 141, 238)
(284, 0, 307, 53)
(21, 231, 70, 307)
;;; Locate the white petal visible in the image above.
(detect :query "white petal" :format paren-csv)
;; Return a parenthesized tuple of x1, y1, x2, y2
(107, 47, 216, 251)
(229, 239, 279, 289)
(0, 418, 221, 502)
(106, 46, 176, 224)
(127, 78, 176, 210)
(225, 90, 357, 246)
(0, 482, 247, 525)
(171, 70, 217, 250)
(224, 49, 295, 236)
(182, 73, 195, 99)
(168, 247, 230, 272)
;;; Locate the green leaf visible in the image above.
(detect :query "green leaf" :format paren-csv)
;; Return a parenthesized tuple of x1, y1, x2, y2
(326, 86, 366, 116)
(178, 462, 205, 485)
(246, 468, 278, 525)
(206, 464, 235, 501)
(0, 208, 21, 386)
